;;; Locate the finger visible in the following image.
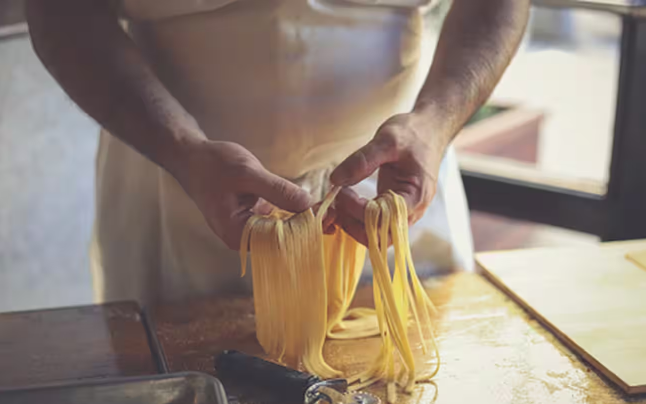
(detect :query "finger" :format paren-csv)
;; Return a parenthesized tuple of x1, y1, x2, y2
(253, 198, 274, 215)
(311, 201, 335, 222)
(330, 136, 398, 187)
(246, 168, 313, 213)
(323, 223, 337, 235)
(335, 213, 369, 247)
(335, 188, 368, 222)
(397, 191, 418, 215)
(388, 182, 435, 225)
(312, 200, 338, 234)
(221, 204, 255, 251)
(322, 206, 337, 230)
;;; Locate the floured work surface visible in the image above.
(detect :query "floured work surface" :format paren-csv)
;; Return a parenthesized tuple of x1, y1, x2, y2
(478, 239, 646, 395)
(153, 272, 646, 404)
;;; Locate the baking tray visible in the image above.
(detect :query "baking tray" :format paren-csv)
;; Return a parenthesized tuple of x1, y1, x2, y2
(0, 372, 228, 404)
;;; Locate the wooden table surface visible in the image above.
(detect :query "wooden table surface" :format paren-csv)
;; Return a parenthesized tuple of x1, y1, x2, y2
(153, 272, 646, 404)
(3, 272, 645, 403)
(0, 301, 159, 389)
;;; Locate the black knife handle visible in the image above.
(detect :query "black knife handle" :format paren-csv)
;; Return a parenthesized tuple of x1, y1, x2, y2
(215, 350, 320, 403)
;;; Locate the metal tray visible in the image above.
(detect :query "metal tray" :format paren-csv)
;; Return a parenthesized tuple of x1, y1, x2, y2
(0, 372, 228, 404)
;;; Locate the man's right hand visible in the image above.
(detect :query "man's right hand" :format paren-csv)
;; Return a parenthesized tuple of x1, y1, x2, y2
(170, 139, 313, 250)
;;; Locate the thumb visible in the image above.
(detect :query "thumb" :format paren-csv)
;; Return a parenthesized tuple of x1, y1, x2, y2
(330, 135, 398, 187)
(247, 168, 313, 213)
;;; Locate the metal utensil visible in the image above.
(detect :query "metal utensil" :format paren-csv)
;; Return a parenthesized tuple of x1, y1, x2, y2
(215, 350, 380, 404)
(0, 372, 228, 404)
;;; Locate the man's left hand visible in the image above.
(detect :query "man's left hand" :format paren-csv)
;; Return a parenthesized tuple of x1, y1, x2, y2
(329, 112, 447, 245)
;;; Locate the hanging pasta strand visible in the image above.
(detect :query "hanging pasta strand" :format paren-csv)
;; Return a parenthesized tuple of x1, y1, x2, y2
(239, 187, 440, 403)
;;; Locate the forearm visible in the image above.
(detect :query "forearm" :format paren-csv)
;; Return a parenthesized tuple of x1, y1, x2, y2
(25, 0, 204, 176)
(413, 0, 530, 148)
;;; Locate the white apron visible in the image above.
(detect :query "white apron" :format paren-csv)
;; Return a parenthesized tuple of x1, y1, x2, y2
(90, 0, 474, 306)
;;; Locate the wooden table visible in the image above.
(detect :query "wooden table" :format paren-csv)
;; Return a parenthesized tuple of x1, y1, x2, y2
(0, 301, 159, 388)
(2, 273, 645, 403)
(153, 272, 646, 404)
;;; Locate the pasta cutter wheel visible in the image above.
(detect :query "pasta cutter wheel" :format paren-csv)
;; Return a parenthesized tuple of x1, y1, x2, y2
(309, 385, 380, 404)
(216, 350, 381, 404)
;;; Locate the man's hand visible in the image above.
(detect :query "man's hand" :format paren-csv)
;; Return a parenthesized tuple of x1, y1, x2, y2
(330, 112, 446, 245)
(329, 0, 529, 246)
(27, 0, 315, 251)
(172, 140, 313, 250)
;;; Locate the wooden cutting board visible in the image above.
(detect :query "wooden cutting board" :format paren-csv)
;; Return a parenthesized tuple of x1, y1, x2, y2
(477, 239, 646, 394)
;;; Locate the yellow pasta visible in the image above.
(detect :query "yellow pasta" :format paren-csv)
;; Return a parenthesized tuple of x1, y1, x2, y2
(240, 188, 440, 402)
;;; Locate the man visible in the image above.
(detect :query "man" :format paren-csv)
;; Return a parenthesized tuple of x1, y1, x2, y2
(26, 0, 529, 305)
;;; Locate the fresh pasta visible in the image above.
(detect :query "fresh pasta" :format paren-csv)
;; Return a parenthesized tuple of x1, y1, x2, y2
(239, 188, 440, 402)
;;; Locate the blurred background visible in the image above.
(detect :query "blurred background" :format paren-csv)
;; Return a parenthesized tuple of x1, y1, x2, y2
(0, 2, 623, 312)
